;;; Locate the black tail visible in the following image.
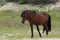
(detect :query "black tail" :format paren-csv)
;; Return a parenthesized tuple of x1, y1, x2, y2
(47, 15, 51, 32)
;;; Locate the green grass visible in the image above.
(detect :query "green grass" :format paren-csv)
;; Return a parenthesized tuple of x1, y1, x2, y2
(0, 10, 60, 40)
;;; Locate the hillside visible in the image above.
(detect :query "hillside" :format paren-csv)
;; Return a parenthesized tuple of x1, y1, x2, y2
(0, 2, 39, 11)
(0, 2, 60, 11)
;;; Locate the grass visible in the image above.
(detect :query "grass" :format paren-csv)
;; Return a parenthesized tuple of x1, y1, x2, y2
(0, 9, 60, 40)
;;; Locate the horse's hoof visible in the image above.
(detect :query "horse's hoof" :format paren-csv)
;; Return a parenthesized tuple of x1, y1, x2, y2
(40, 36, 42, 38)
(31, 36, 33, 38)
(40, 35, 42, 38)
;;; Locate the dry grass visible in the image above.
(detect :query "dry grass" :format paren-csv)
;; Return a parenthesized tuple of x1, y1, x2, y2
(0, 9, 60, 40)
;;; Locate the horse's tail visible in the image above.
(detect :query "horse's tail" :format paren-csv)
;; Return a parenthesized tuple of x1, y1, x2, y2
(47, 15, 51, 32)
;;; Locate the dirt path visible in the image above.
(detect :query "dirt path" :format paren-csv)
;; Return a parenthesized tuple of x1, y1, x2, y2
(0, 36, 60, 40)
(19, 38, 60, 40)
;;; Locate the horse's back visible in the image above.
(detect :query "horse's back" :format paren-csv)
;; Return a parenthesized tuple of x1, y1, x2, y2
(36, 11, 49, 25)
(38, 11, 49, 18)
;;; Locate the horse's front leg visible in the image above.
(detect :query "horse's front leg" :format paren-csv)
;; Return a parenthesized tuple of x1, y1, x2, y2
(30, 24, 33, 38)
(36, 25, 41, 37)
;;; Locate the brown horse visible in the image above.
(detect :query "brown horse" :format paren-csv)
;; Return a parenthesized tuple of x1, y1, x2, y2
(21, 10, 51, 38)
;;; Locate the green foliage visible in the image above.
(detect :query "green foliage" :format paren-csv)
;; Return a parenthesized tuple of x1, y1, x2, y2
(18, 0, 58, 4)
(0, 9, 14, 13)
(18, 0, 25, 4)
(6, 0, 18, 2)
(18, 0, 31, 4)
(0, 0, 6, 5)
(0, 0, 58, 4)
(0, 10, 60, 39)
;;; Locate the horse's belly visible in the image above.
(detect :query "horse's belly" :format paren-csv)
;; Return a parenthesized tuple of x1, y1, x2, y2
(35, 18, 46, 25)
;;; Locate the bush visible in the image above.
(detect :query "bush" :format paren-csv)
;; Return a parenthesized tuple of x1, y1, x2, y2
(18, 0, 58, 4)
(0, 9, 14, 13)
(0, 0, 6, 5)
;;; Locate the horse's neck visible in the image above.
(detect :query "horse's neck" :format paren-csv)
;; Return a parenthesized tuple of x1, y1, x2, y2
(27, 14, 36, 22)
(30, 14, 36, 18)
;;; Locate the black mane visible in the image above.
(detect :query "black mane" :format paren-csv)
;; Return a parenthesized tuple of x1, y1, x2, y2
(21, 10, 36, 17)
(32, 11, 36, 14)
(25, 10, 36, 14)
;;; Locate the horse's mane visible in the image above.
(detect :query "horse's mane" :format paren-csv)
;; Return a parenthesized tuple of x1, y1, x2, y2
(21, 10, 37, 17)
(32, 11, 36, 14)
(25, 10, 36, 14)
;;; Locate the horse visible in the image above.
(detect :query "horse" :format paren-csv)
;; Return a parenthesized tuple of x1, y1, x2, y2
(21, 10, 51, 38)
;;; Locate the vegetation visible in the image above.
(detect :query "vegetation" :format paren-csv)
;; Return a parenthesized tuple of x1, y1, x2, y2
(0, 0, 6, 5)
(0, 0, 59, 5)
(0, 9, 60, 40)
(0, 0, 60, 39)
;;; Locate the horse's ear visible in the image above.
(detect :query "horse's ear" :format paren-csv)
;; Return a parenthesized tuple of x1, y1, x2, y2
(32, 11, 36, 14)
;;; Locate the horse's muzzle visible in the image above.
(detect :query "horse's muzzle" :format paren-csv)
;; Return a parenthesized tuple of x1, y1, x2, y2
(22, 20, 25, 24)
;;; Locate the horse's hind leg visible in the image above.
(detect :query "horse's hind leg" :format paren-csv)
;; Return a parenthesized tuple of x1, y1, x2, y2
(43, 26, 48, 35)
(36, 25, 41, 37)
(46, 27, 48, 35)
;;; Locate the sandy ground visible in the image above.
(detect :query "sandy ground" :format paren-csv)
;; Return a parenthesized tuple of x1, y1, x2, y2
(0, 36, 60, 40)
(0, 30, 59, 40)
(19, 38, 60, 40)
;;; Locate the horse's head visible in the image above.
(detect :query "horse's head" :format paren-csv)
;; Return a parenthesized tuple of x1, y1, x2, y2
(21, 10, 30, 24)
(21, 10, 36, 24)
